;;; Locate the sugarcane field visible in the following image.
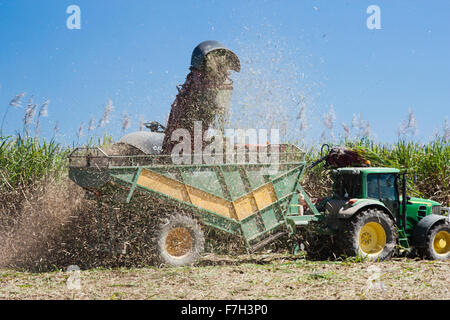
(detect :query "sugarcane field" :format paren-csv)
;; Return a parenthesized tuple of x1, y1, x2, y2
(0, 1, 449, 306)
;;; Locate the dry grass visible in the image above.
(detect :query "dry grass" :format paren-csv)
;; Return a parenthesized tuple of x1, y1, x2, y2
(0, 179, 86, 271)
(0, 253, 448, 300)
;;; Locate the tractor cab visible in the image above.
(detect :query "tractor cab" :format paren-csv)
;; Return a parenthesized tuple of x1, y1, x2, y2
(332, 167, 400, 213)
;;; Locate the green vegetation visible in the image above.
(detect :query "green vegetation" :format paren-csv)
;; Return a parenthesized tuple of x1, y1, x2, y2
(0, 135, 68, 191)
(0, 133, 114, 191)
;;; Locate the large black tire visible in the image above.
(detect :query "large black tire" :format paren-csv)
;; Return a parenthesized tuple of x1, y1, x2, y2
(156, 212, 205, 267)
(338, 208, 397, 261)
(418, 221, 450, 260)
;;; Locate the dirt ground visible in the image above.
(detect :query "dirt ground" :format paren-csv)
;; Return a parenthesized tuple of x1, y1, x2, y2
(0, 253, 448, 300)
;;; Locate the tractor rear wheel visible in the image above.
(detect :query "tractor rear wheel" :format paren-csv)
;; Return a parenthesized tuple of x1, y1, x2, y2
(338, 208, 397, 261)
(418, 221, 450, 260)
(156, 212, 205, 266)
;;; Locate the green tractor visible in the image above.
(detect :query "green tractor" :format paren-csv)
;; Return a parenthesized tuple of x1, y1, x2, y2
(310, 166, 449, 261)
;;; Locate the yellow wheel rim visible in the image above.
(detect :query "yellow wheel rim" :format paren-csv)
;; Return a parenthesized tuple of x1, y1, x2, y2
(433, 230, 450, 256)
(358, 222, 386, 255)
(165, 227, 193, 258)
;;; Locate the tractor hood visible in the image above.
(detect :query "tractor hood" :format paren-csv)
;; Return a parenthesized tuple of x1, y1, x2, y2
(400, 196, 441, 207)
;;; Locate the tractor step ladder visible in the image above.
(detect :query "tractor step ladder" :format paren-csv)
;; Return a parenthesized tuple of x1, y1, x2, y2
(397, 228, 410, 249)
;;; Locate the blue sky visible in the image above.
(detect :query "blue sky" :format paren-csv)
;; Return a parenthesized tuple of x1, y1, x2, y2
(0, 0, 449, 145)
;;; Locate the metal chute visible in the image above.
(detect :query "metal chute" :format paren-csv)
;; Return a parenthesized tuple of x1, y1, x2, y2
(190, 40, 240, 72)
(161, 40, 241, 154)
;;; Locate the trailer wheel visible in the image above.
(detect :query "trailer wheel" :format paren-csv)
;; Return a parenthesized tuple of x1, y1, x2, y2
(156, 213, 205, 266)
(419, 221, 450, 260)
(339, 208, 397, 261)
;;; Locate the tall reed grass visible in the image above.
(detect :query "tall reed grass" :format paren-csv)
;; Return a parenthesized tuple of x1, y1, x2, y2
(0, 134, 68, 191)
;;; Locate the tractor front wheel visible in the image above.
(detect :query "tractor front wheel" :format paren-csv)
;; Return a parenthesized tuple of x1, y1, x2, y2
(156, 213, 205, 266)
(419, 221, 450, 260)
(338, 208, 397, 261)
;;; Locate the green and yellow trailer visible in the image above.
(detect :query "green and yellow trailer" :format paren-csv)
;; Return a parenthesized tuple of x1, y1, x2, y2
(68, 145, 320, 265)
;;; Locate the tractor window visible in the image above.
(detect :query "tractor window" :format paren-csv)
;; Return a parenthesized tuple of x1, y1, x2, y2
(379, 174, 397, 201)
(367, 173, 398, 201)
(334, 173, 362, 199)
(367, 174, 379, 199)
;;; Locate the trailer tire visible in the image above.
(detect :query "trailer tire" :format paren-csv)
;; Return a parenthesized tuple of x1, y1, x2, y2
(418, 221, 450, 260)
(338, 208, 397, 261)
(156, 213, 205, 267)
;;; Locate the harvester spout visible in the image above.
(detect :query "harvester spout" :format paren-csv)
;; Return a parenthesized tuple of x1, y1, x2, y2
(190, 40, 240, 72)
(307, 145, 370, 170)
(161, 40, 241, 154)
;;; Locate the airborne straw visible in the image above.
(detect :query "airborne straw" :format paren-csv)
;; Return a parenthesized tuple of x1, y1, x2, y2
(297, 105, 309, 131)
(139, 115, 145, 131)
(320, 105, 336, 142)
(53, 121, 59, 137)
(122, 112, 130, 131)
